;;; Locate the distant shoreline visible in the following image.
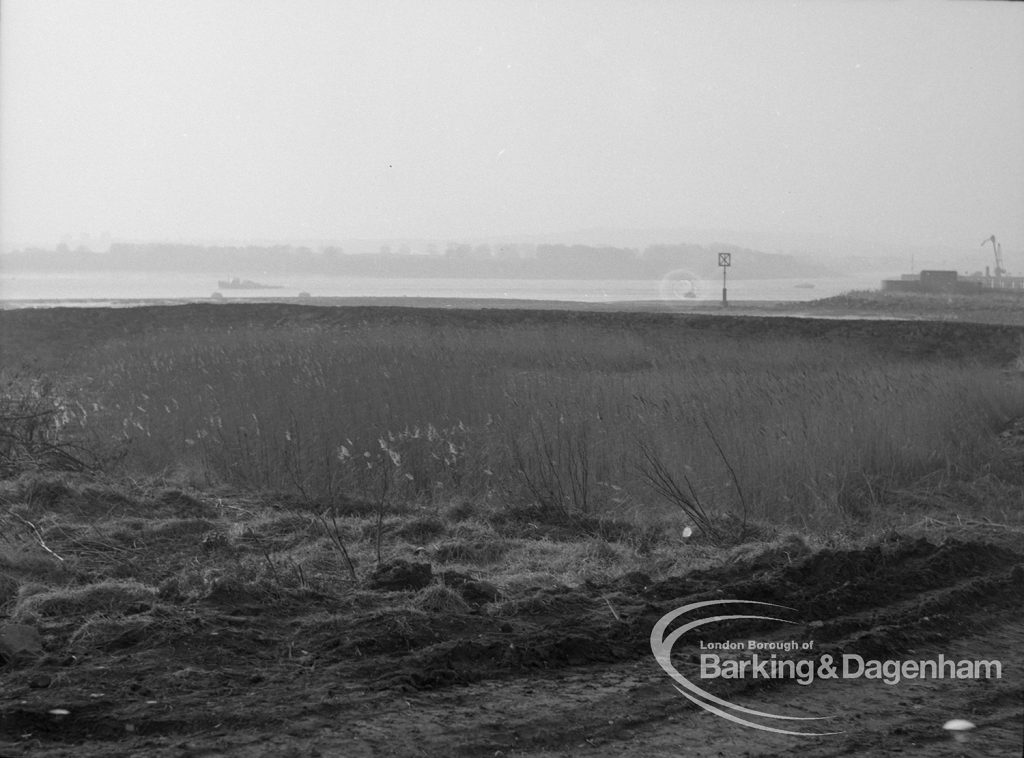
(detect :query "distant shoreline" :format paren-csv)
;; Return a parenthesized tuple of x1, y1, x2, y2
(0, 294, 956, 324)
(5, 290, 1022, 327)
(0, 295, 787, 312)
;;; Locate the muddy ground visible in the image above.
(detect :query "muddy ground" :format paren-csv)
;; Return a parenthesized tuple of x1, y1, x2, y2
(1, 527, 1022, 757)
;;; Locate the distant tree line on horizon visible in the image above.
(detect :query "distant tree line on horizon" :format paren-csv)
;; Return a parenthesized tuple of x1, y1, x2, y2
(1, 241, 834, 280)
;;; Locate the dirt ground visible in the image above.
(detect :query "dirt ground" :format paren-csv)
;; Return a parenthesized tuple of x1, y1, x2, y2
(1, 527, 1021, 757)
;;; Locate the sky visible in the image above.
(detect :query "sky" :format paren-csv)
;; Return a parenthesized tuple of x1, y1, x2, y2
(1, 0, 1022, 256)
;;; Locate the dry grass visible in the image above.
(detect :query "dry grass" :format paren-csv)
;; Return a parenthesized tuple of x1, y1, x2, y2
(34, 316, 1018, 537)
(12, 579, 157, 623)
(68, 613, 156, 651)
(394, 516, 448, 544)
(0, 572, 19, 608)
(413, 584, 471, 614)
(432, 539, 509, 565)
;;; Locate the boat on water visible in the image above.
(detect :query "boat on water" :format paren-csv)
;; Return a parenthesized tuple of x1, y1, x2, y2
(217, 277, 284, 290)
(794, 283, 816, 289)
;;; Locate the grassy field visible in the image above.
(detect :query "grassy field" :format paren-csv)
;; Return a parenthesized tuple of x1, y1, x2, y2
(4, 303, 1023, 534)
(2, 303, 1024, 755)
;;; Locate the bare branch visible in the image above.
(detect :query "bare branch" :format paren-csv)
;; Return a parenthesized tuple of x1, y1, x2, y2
(9, 511, 65, 563)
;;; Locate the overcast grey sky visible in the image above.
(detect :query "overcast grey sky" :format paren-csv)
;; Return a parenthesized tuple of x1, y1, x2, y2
(1, 0, 1022, 252)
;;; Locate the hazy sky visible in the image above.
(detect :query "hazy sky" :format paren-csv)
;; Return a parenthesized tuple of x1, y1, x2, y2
(1, 0, 1022, 252)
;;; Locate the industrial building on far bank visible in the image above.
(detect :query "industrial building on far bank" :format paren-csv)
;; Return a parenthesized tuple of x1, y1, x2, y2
(882, 235, 1023, 294)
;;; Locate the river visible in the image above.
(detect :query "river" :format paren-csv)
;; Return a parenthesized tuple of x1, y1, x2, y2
(0, 270, 895, 308)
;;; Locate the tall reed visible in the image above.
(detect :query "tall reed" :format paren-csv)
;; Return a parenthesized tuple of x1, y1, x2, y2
(59, 319, 1023, 527)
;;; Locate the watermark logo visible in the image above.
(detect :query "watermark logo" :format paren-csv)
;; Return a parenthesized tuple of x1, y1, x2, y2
(651, 599, 1002, 736)
(651, 599, 840, 736)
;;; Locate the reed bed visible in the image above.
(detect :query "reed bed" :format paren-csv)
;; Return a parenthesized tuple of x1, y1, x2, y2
(53, 318, 1024, 530)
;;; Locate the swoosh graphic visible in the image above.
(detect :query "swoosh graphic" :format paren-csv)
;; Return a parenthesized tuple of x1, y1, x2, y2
(651, 599, 842, 736)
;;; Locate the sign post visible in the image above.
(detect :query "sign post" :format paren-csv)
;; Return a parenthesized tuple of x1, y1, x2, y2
(718, 253, 731, 307)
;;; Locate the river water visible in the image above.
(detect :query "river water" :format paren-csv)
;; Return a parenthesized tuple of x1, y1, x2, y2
(0, 270, 894, 308)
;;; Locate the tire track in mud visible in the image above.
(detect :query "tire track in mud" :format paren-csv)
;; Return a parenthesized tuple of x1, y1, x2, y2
(413, 620, 1023, 757)
(2, 537, 1021, 756)
(375, 537, 1024, 693)
(331, 536, 1024, 757)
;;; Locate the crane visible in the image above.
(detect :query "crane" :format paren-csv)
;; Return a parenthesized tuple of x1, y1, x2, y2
(982, 235, 1005, 277)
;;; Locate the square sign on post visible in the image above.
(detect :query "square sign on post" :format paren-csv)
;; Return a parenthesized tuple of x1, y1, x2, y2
(718, 253, 731, 306)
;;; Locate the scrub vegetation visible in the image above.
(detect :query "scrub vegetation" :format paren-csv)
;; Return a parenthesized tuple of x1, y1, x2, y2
(1, 303, 1023, 756)
(6, 304, 1023, 533)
